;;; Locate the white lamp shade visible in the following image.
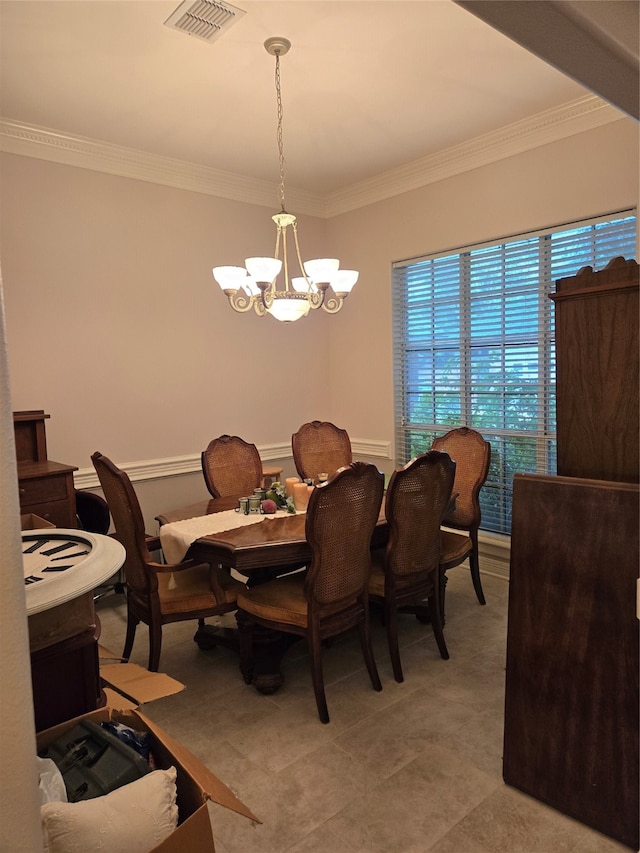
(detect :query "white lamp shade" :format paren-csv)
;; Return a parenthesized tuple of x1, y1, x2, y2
(331, 269, 359, 294)
(267, 295, 311, 322)
(303, 258, 340, 283)
(291, 276, 317, 293)
(245, 257, 282, 282)
(212, 266, 247, 291)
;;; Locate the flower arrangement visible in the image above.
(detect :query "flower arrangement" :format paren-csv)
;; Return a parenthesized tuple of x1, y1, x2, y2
(265, 482, 296, 513)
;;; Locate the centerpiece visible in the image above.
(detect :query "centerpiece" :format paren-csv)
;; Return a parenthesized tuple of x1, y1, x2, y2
(264, 482, 296, 514)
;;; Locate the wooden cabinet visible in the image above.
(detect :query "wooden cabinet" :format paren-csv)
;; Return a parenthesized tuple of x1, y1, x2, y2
(14, 410, 77, 528)
(30, 629, 103, 731)
(504, 474, 639, 850)
(550, 256, 639, 483)
(504, 255, 640, 850)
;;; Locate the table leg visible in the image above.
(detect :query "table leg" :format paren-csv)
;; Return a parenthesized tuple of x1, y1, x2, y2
(236, 609, 301, 694)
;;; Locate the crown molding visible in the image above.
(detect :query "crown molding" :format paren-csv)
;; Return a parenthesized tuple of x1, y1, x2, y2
(0, 119, 326, 218)
(0, 96, 622, 219)
(323, 96, 623, 216)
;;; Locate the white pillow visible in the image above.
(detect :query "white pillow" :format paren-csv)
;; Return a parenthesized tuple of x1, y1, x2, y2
(41, 766, 178, 853)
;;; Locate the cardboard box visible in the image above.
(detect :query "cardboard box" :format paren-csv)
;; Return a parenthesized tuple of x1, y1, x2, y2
(100, 662, 185, 706)
(21, 513, 56, 530)
(37, 707, 259, 853)
(98, 645, 186, 709)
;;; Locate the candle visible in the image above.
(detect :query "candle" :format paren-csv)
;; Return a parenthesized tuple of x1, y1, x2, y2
(285, 476, 300, 497)
(293, 481, 309, 511)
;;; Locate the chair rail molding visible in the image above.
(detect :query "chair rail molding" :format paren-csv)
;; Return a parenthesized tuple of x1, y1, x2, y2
(75, 437, 510, 576)
(73, 438, 391, 490)
(74, 442, 291, 490)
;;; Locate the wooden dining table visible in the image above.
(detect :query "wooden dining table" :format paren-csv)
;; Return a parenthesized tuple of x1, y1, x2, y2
(156, 495, 390, 692)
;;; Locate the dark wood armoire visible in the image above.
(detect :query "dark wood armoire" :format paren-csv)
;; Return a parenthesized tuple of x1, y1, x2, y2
(503, 257, 639, 850)
(551, 255, 639, 483)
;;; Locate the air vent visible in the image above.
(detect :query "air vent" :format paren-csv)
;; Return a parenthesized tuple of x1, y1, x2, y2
(164, 0, 245, 44)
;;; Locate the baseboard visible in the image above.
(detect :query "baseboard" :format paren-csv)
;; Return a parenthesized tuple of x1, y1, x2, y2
(478, 531, 511, 580)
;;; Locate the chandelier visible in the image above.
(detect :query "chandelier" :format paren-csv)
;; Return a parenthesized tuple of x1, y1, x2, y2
(213, 37, 359, 322)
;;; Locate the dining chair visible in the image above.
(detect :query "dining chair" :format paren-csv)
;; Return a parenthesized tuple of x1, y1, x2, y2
(75, 488, 128, 602)
(291, 420, 352, 483)
(237, 461, 384, 723)
(368, 451, 456, 682)
(201, 434, 264, 499)
(431, 427, 491, 608)
(92, 451, 245, 671)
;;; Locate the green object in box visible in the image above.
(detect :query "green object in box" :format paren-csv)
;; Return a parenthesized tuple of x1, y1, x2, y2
(40, 718, 150, 802)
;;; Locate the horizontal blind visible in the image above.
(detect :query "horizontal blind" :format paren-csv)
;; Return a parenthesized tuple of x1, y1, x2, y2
(392, 211, 637, 534)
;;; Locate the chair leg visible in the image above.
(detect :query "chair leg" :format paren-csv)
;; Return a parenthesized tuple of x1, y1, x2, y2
(438, 566, 447, 626)
(308, 630, 329, 724)
(358, 613, 383, 693)
(148, 622, 162, 672)
(122, 606, 138, 662)
(385, 600, 404, 683)
(428, 586, 449, 661)
(469, 545, 486, 605)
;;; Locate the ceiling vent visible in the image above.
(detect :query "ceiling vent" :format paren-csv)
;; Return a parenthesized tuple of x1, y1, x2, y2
(164, 0, 245, 44)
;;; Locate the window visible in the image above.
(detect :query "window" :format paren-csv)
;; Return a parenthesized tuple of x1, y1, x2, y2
(392, 211, 637, 535)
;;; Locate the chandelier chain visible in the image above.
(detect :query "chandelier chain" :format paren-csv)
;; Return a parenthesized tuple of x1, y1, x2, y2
(275, 51, 286, 213)
(212, 36, 358, 321)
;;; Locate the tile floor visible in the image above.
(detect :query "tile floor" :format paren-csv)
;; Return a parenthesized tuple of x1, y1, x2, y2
(96, 571, 631, 853)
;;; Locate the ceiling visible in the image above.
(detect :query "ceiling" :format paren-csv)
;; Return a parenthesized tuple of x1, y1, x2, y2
(0, 1, 636, 199)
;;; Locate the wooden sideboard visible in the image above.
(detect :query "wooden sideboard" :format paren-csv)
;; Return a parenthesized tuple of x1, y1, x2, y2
(14, 410, 78, 528)
(503, 256, 640, 850)
(504, 474, 639, 849)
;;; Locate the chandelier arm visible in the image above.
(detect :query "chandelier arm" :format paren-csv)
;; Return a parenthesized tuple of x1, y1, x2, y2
(274, 223, 282, 262)
(291, 221, 315, 293)
(321, 294, 346, 314)
(226, 290, 258, 313)
(281, 226, 291, 292)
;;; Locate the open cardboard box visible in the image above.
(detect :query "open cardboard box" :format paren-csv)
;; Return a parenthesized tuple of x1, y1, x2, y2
(97, 645, 187, 710)
(100, 661, 185, 707)
(37, 707, 259, 852)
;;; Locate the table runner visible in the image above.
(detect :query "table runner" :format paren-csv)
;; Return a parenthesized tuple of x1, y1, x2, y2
(160, 508, 302, 565)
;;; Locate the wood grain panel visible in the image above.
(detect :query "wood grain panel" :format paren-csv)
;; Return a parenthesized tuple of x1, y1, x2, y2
(551, 256, 639, 483)
(504, 473, 639, 849)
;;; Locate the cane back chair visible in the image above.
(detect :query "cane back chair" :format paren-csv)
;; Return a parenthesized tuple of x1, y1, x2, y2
(431, 427, 491, 606)
(201, 434, 264, 499)
(237, 461, 384, 723)
(92, 451, 244, 671)
(368, 451, 456, 682)
(292, 420, 352, 483)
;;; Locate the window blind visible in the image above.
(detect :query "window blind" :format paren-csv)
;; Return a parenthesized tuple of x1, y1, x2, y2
(392, 211, 637, 535)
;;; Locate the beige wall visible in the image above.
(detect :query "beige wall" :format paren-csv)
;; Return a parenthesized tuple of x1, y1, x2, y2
(1, 117, 638, 525)
(1, 155, 332, 469)
(326, 118, 639, 461)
